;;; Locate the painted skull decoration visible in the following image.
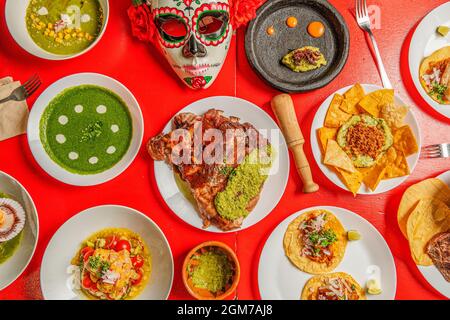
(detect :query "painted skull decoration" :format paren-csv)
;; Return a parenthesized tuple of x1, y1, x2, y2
(128, 0, 261, 89)
(151, 0, 232, 89)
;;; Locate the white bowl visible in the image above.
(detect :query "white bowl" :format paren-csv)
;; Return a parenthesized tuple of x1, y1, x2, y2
(27, 73, 144, 186)
(0, 171, 39, 290)
(5, 0, 109, 60)
(40, 205, 174, 300)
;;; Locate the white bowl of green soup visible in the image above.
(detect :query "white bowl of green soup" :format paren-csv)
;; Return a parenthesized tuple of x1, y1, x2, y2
(0, 171, 39, 290)
(28, 73, 143, 186)
(5, 0, 109, 60)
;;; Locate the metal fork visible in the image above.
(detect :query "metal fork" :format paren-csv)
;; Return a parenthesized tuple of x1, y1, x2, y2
(421, 144, 450, 159)
(0, 74, 41, 104)
(355, 0, 392, 89)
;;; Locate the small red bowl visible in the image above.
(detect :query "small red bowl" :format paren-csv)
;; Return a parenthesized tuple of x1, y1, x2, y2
(182, 241, 240, 300)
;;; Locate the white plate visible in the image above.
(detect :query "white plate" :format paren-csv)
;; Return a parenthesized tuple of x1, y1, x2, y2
(416, 170, 450, 298)
(0, 171, 39, 290)
(154, 96, 289, 233)
(258, 206, 397, 300)
(40, 205, 174, 300)
(310, 84, 421, 195)
(27, 73, 144, 186)
(409, 2, 450, 119)
(5, 0, 109, 60)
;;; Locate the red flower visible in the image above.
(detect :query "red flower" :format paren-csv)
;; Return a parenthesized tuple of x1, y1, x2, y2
(127, 4, 155, 42)
(183, 0, 192, 7)
(230, 0, 262, 30)
(191, 77, 207, 89)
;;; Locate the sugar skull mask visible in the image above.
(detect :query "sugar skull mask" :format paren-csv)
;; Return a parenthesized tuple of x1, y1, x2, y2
(128, 0, 261, 89)
(151, 0, 232, 89)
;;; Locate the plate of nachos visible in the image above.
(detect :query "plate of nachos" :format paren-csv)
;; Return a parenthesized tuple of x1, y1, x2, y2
(311, 84, 420, 195)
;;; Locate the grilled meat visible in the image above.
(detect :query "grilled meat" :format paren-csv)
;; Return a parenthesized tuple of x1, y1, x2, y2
(148, 109, 268, 230)
(427, 231, 450, 282)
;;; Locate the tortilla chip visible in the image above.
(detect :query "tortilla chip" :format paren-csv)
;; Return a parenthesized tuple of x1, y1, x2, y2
(398, 178, 450, 238)
(335, 167, 362, 196)
(363, 162, 387, 191)
(383, 148, 409, 179)
(284, 210, 347, 274)
(393, 126, 418, 156)
(317, 127, 338, 153)
(358, 89, 394, 117)
(343, 83, 365, 114)
(358, 167, 373, 180)
(324, 94, 352, 128)
(338, 99, 353, 114)
(324, 140, 356, 173)
(301, 272, 366, 300)
(406, 198, 450, 266)
(380, 103, 409, 128)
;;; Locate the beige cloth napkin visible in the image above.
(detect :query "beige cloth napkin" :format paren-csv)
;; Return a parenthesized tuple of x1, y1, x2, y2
(0, 76, 29, 141)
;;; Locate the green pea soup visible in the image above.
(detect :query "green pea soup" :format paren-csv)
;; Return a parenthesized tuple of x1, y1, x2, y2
(40, 85, 133, 175)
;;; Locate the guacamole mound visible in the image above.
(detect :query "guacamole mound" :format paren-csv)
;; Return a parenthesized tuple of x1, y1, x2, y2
(337, 115, 393, 168)
(282, 46, 327, 73)
(190, 250, 233, 294)
(214, 147, 273, 221)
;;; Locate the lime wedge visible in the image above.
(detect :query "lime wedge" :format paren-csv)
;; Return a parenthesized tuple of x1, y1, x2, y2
(347, 230, 361, 241)
(366, 279, 382, 295)
(437, 26, 449, 37)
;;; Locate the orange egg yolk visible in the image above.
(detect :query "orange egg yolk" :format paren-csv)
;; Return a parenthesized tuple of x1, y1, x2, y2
(308, 21, 325, 38)
(286, 17, 298, 28)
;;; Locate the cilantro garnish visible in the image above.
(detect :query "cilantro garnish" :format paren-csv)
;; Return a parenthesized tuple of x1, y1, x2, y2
(80, 121, 103, 143)
(88, 256, 100, 269)
(308, 229, 337, 248)
(219, 166, 234, 176)
(430, 81, 448, 103)
(100, 261, 110, 274)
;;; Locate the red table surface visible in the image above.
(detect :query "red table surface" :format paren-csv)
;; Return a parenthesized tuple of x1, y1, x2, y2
(0, 0, 449, 300)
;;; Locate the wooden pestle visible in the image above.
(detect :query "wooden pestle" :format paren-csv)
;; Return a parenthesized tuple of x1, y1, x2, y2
(271, 94, 319, 193)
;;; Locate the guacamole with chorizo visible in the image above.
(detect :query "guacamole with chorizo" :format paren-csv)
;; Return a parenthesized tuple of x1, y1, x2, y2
(40, 85, 132, 175)
(337, 115, 393, 168)
(26, 0, 103, 55)
(282, 46, 327, 73)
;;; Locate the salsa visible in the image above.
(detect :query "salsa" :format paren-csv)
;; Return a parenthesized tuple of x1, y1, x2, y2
(186, 246, 235, 298)
(40, 85, 132, 175)
(26, 0, 103, 55)
(71, 228, 151, 300)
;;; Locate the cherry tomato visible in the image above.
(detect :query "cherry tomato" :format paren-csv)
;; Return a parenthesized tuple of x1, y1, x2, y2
(81, 247, 94, 262)
(115, 240, 131, 252)
(82, 274, 97, 290)
(131, 255, 144, 269)
(105, 236, 118, 249)
(131, 269, 143, 285)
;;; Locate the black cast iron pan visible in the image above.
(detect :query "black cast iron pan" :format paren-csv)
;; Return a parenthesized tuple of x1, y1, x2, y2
(245, 0, 350, 93)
